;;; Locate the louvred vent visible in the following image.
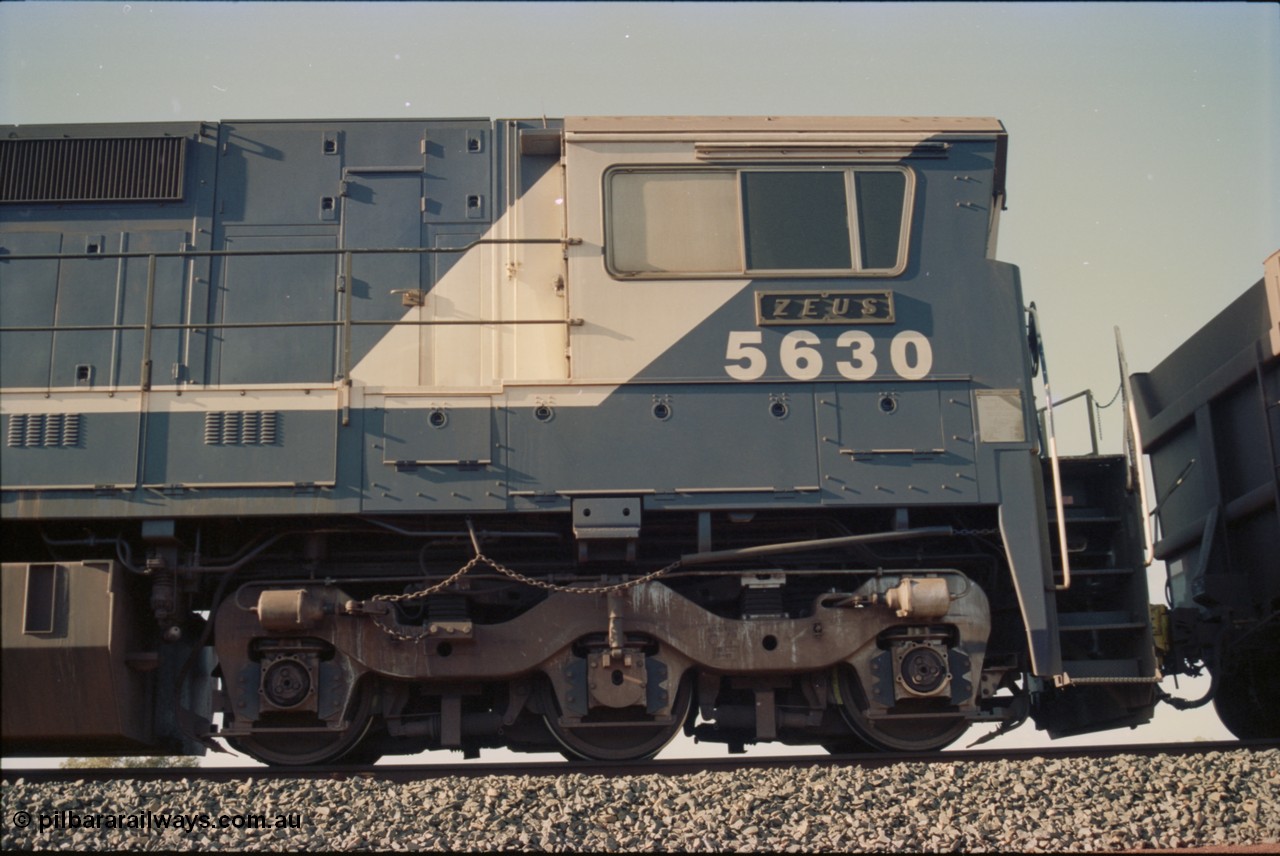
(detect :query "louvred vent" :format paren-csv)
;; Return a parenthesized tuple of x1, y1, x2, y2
(0, 136, 186, 203)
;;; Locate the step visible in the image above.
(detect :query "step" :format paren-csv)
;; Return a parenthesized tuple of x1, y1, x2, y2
(1060, 659, 1145, 680)
(1057, 611, 1148, 632)
(1047, 513, 1123, 526)
(1058, 622, 1149, 633)
(1055, 566, 1135, 577)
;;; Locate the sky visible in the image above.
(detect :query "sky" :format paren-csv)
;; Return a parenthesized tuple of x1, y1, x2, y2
(1, 1, 1275, 764)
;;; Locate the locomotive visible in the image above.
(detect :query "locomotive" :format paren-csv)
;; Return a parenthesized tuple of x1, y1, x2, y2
(1, 116, 1274, 765)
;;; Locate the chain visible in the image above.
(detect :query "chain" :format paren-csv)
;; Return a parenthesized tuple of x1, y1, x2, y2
(364, 520, 683, 642)
(379, 524, 999, 606)
(1095, 381, 1124, 409)
(371, 554, 488, 605)
(367, 614, 442, 644)
(483, 552, 683, 596)
(367, 521, 1002, 643)
(372, 551, 682, 605)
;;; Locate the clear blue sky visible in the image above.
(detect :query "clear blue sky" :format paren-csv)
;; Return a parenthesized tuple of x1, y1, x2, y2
(2, 1, 1275, 756)
(3, 2, 1275, 433)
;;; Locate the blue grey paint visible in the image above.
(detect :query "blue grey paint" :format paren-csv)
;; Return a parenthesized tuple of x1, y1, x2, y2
(0, 116, 1072, 684)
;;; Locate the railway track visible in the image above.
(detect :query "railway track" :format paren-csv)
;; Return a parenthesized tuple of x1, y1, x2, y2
(4, 738, 1274, 784)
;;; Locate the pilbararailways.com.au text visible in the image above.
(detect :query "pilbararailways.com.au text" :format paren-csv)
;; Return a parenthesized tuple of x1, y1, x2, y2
(12, 809, 305, 834)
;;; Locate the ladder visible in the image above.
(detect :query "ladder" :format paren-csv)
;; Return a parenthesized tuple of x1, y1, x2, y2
(1036, 455, 1160, 737)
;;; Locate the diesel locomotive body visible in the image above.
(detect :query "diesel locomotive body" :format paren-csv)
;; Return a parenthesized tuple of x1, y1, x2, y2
(0, 117, 1270, 764)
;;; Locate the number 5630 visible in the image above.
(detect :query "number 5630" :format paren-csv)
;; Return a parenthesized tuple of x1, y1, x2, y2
(724, 329, 933, 381)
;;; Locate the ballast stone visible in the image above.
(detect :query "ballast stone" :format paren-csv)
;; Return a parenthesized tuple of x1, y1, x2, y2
(1, 749, 1277, 852)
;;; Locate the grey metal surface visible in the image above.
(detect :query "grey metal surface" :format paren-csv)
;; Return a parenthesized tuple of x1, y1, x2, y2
(1131, 270, 1280, 609)
(0, 116, 1166, 759)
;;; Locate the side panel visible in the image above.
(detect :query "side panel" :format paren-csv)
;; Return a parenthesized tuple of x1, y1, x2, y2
(141, 390, 339, 488)
(1132, 263, 1280, 611)
(363, 396, 505, 511)
(821, 382, 979, 502)
(112, 230, 190, 388)
(343, 171, 425, 372)
(504, 384, 821, 499)
(217, 124, 342, 225)
(424, 224, 492, 388)
(0, 233, 63, 388)
(213, 233, 339, 385)
(2, 396, 140, 490)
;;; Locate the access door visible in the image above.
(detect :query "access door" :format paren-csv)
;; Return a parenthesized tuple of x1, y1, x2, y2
(341, 170, 426, 381)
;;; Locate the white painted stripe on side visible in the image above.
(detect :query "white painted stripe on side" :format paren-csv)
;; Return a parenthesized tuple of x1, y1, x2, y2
(1, 388, 339, 414)
(146, 389, 339, 412)
(500, 386, 614, 408)
(1, 393, 143, 414)
(382, 394, 492, 410)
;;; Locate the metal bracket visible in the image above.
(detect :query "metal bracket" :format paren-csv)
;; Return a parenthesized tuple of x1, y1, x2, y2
(572, 497, 641, 562)
(572, 497, 641, 540)
(391, 288, 426, 307)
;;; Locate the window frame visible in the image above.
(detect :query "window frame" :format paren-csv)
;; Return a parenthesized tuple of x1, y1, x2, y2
(603, 164, 915, 280)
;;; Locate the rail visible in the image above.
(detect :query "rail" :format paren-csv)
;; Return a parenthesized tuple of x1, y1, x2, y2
(0, 239, 580, 389)
(2, 738, 1271, 784)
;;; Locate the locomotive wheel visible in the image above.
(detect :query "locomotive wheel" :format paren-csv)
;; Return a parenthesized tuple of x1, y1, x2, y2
(541, 676, 693, 762)
(1212, 655, 1280, 740)
(832, 667, 968, 753)
(819, 735, 878, 756)
(229, 685, 377, 766)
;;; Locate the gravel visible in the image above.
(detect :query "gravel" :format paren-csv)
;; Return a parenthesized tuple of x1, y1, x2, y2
(3, 749, 1278, 852)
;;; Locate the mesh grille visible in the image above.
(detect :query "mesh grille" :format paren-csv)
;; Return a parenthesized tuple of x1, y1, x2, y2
(0, 136, 186, 203)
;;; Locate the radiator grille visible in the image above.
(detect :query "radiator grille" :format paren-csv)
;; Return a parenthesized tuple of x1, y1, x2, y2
(0, 136, 186, 203)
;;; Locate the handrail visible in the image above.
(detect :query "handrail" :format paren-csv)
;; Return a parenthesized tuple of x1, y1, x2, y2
(0, 319, 581, 333)
(0, 237, 576, 262)
(1035, 388, 1099, 457)
(1028, 302, 1071, 591)
(342, 251, 353, 386)
(0, 240, 581, 390)
(141, 253, 157, 390)
(1115, 327, 1155, 567)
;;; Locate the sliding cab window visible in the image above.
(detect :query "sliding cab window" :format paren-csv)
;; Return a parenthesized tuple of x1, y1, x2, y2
(605, 166, 912, 278)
